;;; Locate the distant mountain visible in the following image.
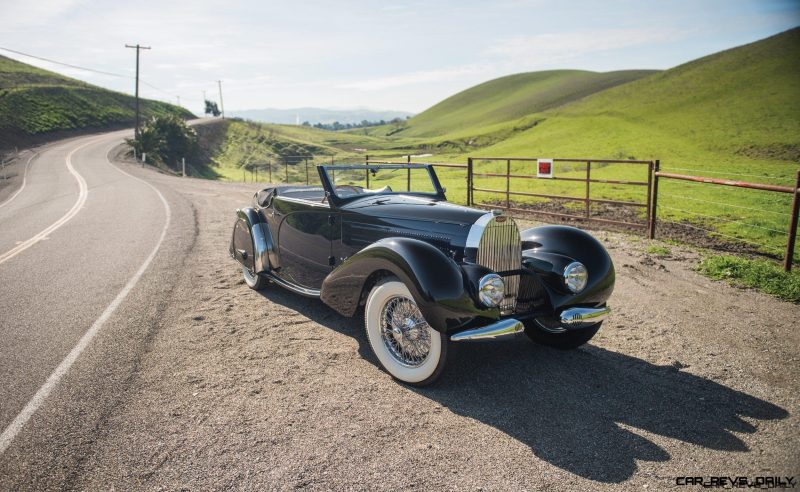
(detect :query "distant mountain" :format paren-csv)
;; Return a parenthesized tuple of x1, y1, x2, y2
(0, 54, 193, 150)
(228, 107, 413, 125)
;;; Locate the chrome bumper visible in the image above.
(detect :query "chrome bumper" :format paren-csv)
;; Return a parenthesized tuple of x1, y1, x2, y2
(450, 305, 610, 341)
(559, 306, 610, 329)
(450, 318, 523, 342)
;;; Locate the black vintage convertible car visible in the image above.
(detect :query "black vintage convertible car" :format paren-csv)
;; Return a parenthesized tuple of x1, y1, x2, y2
(230, 164, 614, 385)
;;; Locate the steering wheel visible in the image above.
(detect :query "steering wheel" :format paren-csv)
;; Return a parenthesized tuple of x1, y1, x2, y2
(321, 185, 361, 203)
(336, 185, 361, 194)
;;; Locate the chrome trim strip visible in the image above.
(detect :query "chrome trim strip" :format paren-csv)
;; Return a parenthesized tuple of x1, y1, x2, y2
(251, 222, 269, 273)
(449, 318, 523, 341)
(264, 273, 321, 298)
(465, 211, 499, 250)
(559, 306, 611, 328)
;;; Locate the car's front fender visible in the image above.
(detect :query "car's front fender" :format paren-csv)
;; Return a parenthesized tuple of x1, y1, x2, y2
(320, 237, 498, 332)
(520, 225, 615, 310)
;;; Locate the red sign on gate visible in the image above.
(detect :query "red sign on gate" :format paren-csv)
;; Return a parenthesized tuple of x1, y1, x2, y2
(537, 159, 553, 178)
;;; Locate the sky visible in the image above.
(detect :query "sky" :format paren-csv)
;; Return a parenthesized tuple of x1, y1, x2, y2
(1, 0, 798, 114)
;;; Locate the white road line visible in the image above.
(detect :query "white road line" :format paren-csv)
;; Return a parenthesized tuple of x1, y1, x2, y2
(0, 141, 172, 455)
(0, 139, 98, 265)
(0, 151, 37, 209)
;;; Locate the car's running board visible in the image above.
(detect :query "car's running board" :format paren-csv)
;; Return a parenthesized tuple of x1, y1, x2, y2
(264, 273, 321, 298)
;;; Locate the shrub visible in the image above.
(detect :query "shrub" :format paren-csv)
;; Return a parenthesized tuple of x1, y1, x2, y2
(127, 115, 198, 169)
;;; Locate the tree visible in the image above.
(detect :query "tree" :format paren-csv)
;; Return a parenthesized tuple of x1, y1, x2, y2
(204, 99, 221, 117)
(126, 115, 198, 170)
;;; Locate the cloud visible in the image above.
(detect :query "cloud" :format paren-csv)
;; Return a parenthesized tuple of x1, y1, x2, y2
(485, 28, 685, 65)
(0, 0, 85, 29)
(338, 64, 487, 91)
(336, 27, 686, 92)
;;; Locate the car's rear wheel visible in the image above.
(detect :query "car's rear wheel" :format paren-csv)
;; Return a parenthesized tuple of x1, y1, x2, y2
(242, 266, 268, 290)
(523, 320, 602, 350)
(365, 279, 447, 386)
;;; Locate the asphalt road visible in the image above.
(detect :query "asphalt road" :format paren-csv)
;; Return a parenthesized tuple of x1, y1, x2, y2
(0, 128, 797, 490)
(0, 130, 196, 486)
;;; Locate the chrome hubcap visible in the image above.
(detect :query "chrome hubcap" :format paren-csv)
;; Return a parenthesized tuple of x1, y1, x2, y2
(380, 296, 431, 367)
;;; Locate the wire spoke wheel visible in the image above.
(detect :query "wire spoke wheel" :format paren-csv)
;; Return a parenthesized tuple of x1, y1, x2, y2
(365, 279, 447, 385)
(379, 296, 432, 367)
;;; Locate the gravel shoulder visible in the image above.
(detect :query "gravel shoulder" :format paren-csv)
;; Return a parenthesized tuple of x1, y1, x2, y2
(67, 161, 800, 489)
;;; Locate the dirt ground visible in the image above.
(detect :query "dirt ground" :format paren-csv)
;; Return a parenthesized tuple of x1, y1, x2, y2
(65, 160, 800, 489)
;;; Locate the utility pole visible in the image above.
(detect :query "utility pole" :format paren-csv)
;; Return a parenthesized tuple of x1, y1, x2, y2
(177, 95, 181, 107)
(125, 44, 151, 140)
(217, 80, 225, 119)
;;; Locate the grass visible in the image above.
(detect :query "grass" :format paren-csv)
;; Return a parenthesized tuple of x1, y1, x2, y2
(645, 245, 671, 257)
(0, 54, 192, 149)
(698, 255, 800, 302)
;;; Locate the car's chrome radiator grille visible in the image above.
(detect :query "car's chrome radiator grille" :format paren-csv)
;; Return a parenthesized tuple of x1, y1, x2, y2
(476, 217, 522, 314)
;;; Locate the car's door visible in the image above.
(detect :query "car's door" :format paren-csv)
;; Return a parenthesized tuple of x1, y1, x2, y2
(272, 196, 340, 289)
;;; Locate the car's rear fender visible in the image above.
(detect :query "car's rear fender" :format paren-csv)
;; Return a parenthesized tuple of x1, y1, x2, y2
(320, 237, 498, 332)
(229, 207, 277, 274)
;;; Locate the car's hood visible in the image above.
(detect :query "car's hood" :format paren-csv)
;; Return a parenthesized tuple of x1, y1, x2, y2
(341, 194, 485, 227)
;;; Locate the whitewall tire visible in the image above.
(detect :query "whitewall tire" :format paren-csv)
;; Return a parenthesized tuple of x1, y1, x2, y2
(365, 279, 447, 386)
(242, 266, 268, 290)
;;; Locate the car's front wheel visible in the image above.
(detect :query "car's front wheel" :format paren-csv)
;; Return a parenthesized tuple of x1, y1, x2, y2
(523, 320, 601, 350)
(365, 279, 447, 386)
(242, 266, 268, 290)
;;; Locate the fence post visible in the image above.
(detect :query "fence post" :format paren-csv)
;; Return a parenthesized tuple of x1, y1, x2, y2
(182, 157, 186, 177)
(255, 167, 258, 182)
(407, 155, 411, 192)
(305, 158, 309, 185)
(649, 160, 660, 239)
(646, 160, 653, 235)
(243, 169, 245, 183)
(365, 154, 370, 189)
(585, 161, 591, 218)
(783, 169, 800, 272)
(467, 157, 473, 206)
(285, 161, 289, 183)
(506, 159, 511, 210)
(268, 161, 272, 183)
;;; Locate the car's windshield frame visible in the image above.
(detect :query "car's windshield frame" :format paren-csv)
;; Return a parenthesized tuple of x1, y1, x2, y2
(318, 164, 446, 205)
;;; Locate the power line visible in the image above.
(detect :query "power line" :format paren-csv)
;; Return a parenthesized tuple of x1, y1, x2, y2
(2, 45, 213, 110)
(0, 45, 181, 102)
(0, 46, 129, 78)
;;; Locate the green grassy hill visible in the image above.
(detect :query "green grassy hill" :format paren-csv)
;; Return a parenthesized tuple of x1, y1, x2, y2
(377, 69, 657, 138)
(0, 54, 193, 149)
(478, 28, 800, 162)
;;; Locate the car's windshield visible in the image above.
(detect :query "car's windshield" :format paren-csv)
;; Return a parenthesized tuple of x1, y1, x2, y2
(322, 165, 439, 199)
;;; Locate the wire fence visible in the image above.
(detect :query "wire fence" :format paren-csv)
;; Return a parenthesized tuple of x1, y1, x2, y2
(651, 167, 800, 271)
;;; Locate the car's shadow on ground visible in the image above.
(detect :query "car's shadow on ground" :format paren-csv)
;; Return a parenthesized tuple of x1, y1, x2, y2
(257, 288, 788, 483)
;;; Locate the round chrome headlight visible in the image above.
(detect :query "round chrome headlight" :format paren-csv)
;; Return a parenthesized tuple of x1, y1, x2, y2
(478, 273, 505, 307)
(563, 262, 588, 293)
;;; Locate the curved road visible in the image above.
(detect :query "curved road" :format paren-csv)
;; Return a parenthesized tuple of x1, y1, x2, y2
(0, 129, 195, 478)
